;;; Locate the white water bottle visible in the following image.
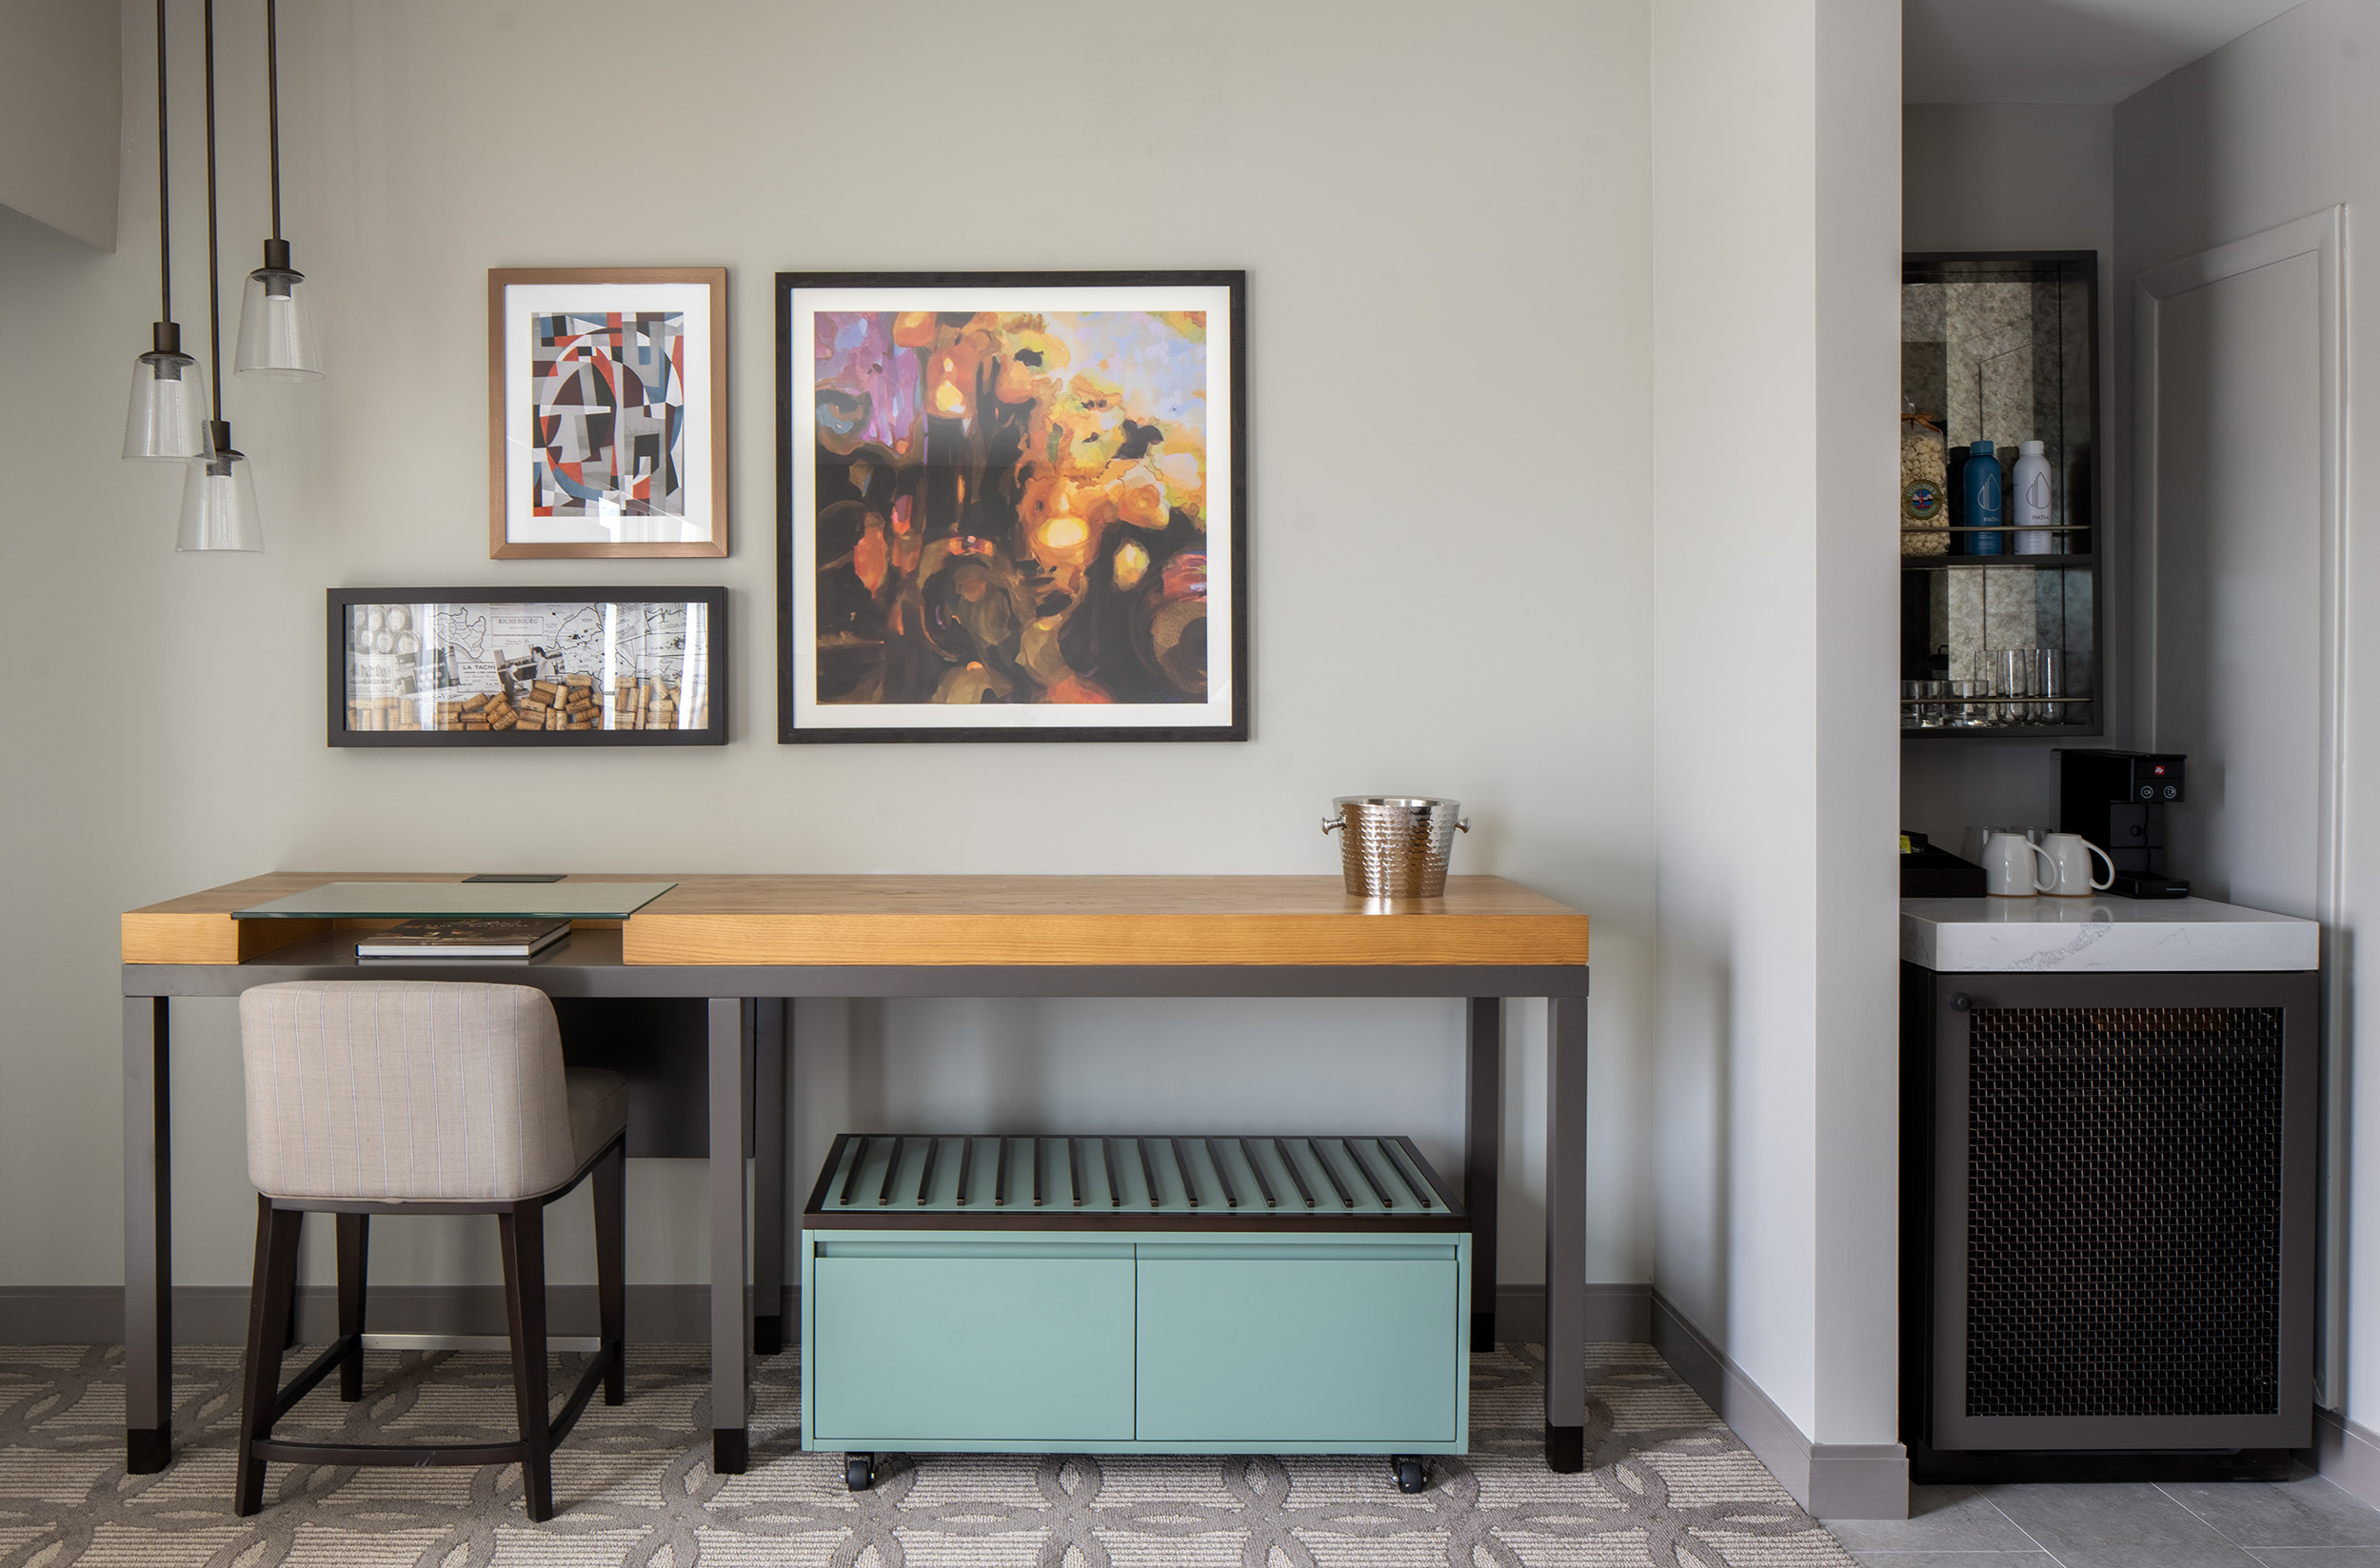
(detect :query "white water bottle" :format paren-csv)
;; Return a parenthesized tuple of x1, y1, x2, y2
(2012, 440, 2053, 554)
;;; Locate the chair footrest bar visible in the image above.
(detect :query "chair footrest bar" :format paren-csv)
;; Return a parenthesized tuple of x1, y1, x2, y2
(362, 1332, 604, 1355)
(251, 1438, 526, 1468)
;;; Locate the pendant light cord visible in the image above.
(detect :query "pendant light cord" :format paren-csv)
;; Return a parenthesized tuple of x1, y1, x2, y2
(266, 0, 281, 242)
(154, 0, 170, 324)
(202, 0, 222, 423)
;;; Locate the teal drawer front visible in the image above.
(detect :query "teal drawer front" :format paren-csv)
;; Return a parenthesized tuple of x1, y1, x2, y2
(809, 1243, 1135, 1443)
(1134, 1244, 1461, 1444)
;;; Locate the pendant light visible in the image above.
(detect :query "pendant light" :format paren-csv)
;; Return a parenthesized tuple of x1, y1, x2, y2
(179, 0, 263, 552)
(124, 0, 206, 461)
(233, 0, 320, 380)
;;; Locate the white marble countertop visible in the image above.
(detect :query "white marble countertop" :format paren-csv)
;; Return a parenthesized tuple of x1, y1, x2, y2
(1901, 896, 2318, 973)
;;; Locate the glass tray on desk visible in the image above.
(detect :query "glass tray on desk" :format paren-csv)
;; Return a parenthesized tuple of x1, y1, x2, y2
(232, 881, 676, 920)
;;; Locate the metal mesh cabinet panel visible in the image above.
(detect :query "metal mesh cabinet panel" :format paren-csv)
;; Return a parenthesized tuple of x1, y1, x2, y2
(1966, 1005, 2284, 1420)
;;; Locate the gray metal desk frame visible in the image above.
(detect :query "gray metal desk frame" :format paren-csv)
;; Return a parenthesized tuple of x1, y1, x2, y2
(123, 930, 1590, 1475)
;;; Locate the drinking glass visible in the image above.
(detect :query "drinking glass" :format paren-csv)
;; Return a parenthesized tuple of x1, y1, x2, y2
(1988, 647, 2035, 727)
(1920, 680, 1950, 728)
(2036, 648, 2066, 724)
(1901, 680, 1923, 729)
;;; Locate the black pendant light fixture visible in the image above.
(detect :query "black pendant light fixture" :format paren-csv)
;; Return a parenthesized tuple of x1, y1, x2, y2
(233, 0, 320, 381)
(179, 0, 264, 551)
(124, 0, 206, 461)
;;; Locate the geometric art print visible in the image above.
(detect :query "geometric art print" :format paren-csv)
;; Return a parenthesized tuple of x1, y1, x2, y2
(532, 310, 685, 517)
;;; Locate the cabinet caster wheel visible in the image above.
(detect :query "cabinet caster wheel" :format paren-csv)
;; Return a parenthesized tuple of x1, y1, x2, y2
(1393, 1457, 1427, 1495)
(845, 1454, 875, 1492)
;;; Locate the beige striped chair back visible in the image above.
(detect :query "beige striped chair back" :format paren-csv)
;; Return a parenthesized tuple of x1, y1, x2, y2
(239, 981, 585, 1202)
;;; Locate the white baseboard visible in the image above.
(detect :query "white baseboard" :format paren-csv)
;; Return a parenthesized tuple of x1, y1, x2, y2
(2311, 1405, 2380, 1510)
(1650, 1290, 1908, 1519)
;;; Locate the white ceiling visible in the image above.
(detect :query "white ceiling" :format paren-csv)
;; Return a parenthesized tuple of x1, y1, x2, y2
(1905, 0, 2309, 104)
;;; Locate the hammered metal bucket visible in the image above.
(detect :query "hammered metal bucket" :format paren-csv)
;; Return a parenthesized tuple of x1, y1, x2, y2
(1322, 796, 1471, 899)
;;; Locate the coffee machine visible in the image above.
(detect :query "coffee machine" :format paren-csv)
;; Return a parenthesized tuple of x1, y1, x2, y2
(2057, 749, 2190, 898)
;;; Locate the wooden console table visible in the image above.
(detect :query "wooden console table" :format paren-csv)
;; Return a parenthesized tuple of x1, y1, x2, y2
(120, 873, 1591, 1475)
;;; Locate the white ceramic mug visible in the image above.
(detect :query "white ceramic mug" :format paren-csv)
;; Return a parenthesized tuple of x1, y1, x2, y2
(2041, 832, 2114, 897)
(1978, 829, 2058, 897)
(1963, 824, 2044, 865)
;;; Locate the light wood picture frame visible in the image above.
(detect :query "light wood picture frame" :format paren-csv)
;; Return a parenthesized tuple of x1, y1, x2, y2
(487, 267, 729, 559)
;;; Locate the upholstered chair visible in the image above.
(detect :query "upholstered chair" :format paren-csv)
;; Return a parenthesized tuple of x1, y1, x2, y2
(232, 981, 629, 1521)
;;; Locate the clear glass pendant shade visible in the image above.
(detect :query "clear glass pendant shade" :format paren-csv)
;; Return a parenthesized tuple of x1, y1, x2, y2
(123, 348, 207, 460)
(234, 265, 321, 380)
(177, 438, 264, 551)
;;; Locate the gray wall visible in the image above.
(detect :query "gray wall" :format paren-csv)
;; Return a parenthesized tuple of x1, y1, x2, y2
(2113, 0, 2378, 1433)
(0, 0, 1657, 1300)
(0, 0, 119, 249)
(1899, 104, 2117, 849)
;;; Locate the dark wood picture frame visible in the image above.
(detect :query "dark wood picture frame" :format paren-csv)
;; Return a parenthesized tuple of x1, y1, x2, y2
(776, 270, 1249, 744)
(327, 586, 727, 747)
(488, 268, 730, 560)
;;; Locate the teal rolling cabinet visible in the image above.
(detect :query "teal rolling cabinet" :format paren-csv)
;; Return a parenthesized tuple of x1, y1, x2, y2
(801, 1133, 1471, 1494)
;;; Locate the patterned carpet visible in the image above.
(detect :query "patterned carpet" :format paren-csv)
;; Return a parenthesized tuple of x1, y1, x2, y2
(0, 1340, 1855, 1567)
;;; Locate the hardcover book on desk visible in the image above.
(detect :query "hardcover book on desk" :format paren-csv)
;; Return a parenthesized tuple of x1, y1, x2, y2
(354, 919, 571, 960)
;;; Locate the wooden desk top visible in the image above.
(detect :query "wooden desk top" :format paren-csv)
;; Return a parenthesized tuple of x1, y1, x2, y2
(124, 872, 1590, 968)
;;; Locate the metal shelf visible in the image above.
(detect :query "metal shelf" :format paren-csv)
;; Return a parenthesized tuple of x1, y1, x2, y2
(1901, 553, 2095, 570)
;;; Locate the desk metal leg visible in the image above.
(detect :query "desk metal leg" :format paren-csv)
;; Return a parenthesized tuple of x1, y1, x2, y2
(752, 1000, 787, 1356)
(708, 998, 750, 1473)
(1466, 998, 1501, 1352)
(1545, 991, 1588, 1472)
(125, 997, 172, 1473)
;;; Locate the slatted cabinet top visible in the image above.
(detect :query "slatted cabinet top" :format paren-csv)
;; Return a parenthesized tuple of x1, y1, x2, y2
(124, 873, 1591, 967)
(804, 1133, 1469, 1233)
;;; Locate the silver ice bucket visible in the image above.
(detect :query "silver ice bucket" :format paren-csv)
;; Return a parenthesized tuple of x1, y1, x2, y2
(1322, 796, 1470, 900)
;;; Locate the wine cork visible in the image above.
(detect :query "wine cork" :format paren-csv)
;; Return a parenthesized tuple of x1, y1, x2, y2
(490, 712, 517, 731)
(461, 692, 488, 714)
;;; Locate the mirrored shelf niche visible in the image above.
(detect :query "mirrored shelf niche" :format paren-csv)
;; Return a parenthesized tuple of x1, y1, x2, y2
(1900, 251, 2100, 740)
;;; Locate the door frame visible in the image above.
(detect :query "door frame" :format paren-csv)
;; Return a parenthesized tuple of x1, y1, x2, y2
(2132, 206, 2347, 1400)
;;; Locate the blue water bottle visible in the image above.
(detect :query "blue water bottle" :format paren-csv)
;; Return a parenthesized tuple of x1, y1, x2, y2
(1964, 441, 2003, 556)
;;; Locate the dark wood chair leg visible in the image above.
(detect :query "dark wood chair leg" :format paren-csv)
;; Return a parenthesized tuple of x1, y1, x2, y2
(336, 1214, 368, 1400)
(283, 1209, 303, 1350)
(234, 1198, 303, 1518)
(499, 1205, 555, 1522)
(592, 1141, 626, 1405)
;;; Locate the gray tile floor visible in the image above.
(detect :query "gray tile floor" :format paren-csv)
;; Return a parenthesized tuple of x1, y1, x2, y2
(1827, 1473, 2380, 1568)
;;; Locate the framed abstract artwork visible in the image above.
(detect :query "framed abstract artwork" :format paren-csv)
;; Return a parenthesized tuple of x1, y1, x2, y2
(487, 268, 728, 558)
(326, 586, 725, 745)
(776, 270, 1246, 743)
